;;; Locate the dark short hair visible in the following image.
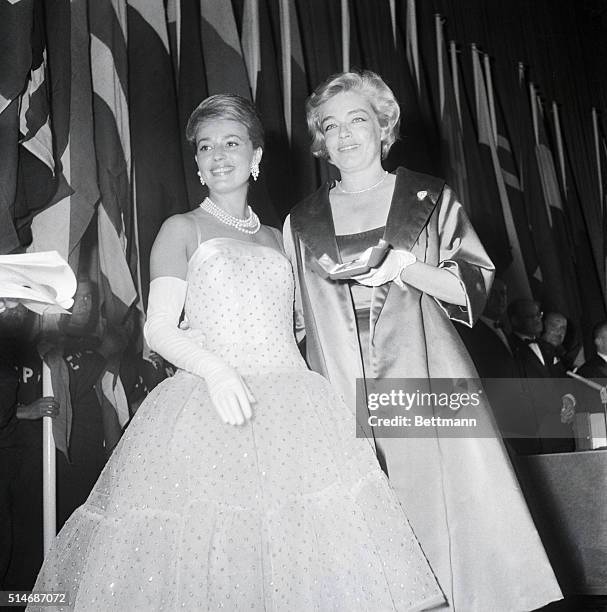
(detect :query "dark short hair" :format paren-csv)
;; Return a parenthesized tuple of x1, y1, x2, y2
(185, 94, 264, 151)
(507, 298, 541, 320)
(592, 320, 607, 342)
(305, 69, 400, 160)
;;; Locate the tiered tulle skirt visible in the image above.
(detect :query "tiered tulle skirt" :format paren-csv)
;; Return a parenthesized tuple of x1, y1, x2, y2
(29, 369, 444, 611)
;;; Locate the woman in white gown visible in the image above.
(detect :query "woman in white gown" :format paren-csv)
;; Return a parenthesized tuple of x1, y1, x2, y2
(28, 95, 444, 611)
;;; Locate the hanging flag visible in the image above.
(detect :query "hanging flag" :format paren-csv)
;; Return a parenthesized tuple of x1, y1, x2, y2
(0, 0, 33, 115)
(0, 0, 34, 252)
(13, 0, 58, 250)
(90, 0, 137, 325)
(241, 0, 261, 99)
(199, 0, 251, 99)
(127, 0, 189, 309)
(404, 0, 420, 95)
(447, 43, 511, 276)
(347, 0, 438, 175)
(529, 83, 582, 321)
(435, 16, 469, 212)
(294, 0, 341, 90)
(244, 0, 289, 221)
(483, 52, 541, 297)
(29, 0, 98, 271)
(165, 0, 180, 85)
(175, 0, 209, 207)
(280, 0, 319, 203)
(552, 104, 606, 345)
(472, 45, 531, 300)
(293, 0, 342, 185)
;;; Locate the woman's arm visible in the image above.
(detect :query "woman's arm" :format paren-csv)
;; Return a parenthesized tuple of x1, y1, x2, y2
(144, 215, 254, 425)
(353, 186, 493, 323)
(149, 214, 192, 281)
(400, 261, 467, 306)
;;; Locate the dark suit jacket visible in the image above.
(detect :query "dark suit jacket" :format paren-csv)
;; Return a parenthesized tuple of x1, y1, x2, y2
(571, 354, 607, 414)
(576, 354, 607, 379)
(508, 334, 574, 452)
(457, 319, 517, 379)
(508, 334, 555, 379)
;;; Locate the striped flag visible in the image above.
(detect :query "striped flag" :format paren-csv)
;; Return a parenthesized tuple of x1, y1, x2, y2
(89, 0, 137, 325)
(0, 0, 33, 115)
(435, 17, 469, 212)
(175, 0, 209, 207)
(279, 0, 319, 203)
(292, 0, 342, 185)
(127, 0, 188, 308)
(0, 0, 34, 252)
(472, 46, 532, 301)
(199, 0, 251, 99)
(483, 53, 541, 297)
(12, 0, 57, 250)
(29, 0, 98, 270)
(529, 83, 582, 321)
(240, 0, 289, 221)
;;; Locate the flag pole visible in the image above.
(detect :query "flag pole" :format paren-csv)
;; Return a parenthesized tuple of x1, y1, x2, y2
(340, 0, 350, 72)
(435, 14, 444, 117)
(592, 107, 603, 206)
(278, 0, 292, 142)
(406, 0, 420, 94)
(449, 41, 462, 127)
(42, 361, 57, 554)
(551, 101, 567, 196)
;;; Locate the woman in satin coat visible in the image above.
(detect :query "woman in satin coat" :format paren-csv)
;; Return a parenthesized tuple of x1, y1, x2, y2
(283, 70, 562, 612)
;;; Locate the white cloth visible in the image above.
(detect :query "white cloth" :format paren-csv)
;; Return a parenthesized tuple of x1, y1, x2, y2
(0, 251, 77, 313)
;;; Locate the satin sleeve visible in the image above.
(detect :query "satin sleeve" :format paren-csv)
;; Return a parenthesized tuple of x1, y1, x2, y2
(282, 215, 306, 344)
(435, 186, 495, 327)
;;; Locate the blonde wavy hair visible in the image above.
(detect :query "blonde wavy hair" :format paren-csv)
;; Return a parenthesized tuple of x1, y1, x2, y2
(306, 70, 401, 160)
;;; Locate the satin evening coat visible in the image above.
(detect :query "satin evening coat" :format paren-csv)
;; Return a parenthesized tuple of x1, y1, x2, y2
(283, 167, 562, 612)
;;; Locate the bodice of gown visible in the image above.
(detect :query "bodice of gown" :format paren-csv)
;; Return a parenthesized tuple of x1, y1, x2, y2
(185, 237, 306, 375)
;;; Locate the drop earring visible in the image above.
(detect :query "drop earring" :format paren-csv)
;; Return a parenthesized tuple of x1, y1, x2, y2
(197, 170, 205, 186)
(250, 161, 259, 182)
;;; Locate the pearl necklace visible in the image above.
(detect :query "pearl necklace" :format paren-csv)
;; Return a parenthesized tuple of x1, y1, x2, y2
(337, 171, 388, 194)
(199, 197, 261, 234)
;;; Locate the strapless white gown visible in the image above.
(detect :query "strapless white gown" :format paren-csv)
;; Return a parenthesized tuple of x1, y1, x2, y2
(29, 238, 444, 611)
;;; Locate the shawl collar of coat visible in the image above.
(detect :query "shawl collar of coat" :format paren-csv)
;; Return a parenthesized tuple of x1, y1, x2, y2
(290, 167, 445, 259)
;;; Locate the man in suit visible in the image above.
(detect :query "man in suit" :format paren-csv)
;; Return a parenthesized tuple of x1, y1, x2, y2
(458, 283, 543, 453)
(561, 321, 607, 426)
(507, 299, 573, 452)
(457, 278, 517, 379)
(539, 312, 569, 375)
(508, 299, 555, 379)
(576, 321, 607, 379)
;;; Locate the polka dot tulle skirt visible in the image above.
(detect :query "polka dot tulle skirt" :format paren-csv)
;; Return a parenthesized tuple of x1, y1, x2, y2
(29, 239, 444, 611)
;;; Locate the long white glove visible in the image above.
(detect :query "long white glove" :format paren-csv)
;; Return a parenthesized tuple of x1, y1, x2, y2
(143, 276, 255, 425)
(352, 249, 416, 287)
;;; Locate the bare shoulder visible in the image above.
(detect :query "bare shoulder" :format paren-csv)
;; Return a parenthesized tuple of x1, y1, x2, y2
(157, 211, 196, 238)
(150, 212, 198, 280)
(260, 224, 284, 253)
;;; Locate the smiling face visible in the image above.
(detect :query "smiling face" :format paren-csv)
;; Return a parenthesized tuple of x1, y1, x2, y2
(318, 91, 384, 174)
(541, 313, 567, 347)
(194, 118, 262, 197)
